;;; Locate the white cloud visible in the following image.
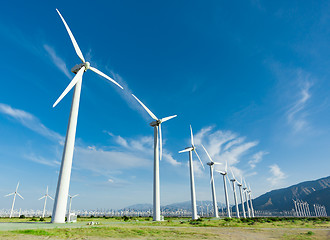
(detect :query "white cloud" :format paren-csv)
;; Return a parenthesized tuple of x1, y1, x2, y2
(267, 164, 286, 187)
(286, 72, 313, 132)
(44, 44, 72, 79)
(248, 151, 268, 169)
(24, 154, 60, 167)
(0, 103, 63, 143)
(194, 126, 260, 179)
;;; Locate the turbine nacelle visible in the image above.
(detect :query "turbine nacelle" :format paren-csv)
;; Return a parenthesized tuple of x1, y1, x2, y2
(150, 120, 161, 127)
(207, 162, 214, 166)
(71, 62, 90, 74)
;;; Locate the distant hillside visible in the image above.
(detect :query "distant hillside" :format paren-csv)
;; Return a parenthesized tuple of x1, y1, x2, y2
(252, 176, 330, 211)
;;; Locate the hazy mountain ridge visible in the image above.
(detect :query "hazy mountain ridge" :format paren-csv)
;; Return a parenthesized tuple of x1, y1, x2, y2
(253, 176, 330, 211)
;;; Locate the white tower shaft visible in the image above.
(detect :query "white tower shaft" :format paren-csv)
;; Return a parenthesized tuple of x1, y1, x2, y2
(209, 165, 218, 218)
(153, 126, 160, 221)
(10, 194, 17, 218)
(42, 196, 47, 218)
(52, 78, 82, 223)
(239, 185, 246, 218)
(189, 151, 198, 220)
(244, 190, 251, 217)
(248, 192, 255, 217)
(231, 181, 240, 218)
(223, 175, 231, 218)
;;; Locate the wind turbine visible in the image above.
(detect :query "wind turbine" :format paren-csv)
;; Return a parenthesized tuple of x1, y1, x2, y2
(132, 94, 176, 221)
(247, 183, 255, 217)
(68, 194, 79, 219)
(51, 9, 124, 223)
(243, 180, 251, 218)
(237, 177, 246, 218)
(39, 186, 54, 218)
(5, 182, 24, 218)
(179, 125, 204, 220)
(216, 161, 231, 218)
(229, 168, 240, 218)
(201, 144, 221, 218)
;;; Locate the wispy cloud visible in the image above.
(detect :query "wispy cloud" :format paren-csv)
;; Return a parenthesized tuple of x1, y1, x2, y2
(44, 44, 71, 79)
(24, 154, 60, 167)
(248, 151, 268, 169)
(194, 126, 260, 179)
(267, 164, 286, 187)
(286, 76, 313, 132)
(0, 103, 63, 143)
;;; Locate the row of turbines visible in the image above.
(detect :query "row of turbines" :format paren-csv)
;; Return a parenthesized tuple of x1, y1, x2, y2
(4, 182, 78, 219)
(293, 199, 327, 217)
(49, 8, 259, 223)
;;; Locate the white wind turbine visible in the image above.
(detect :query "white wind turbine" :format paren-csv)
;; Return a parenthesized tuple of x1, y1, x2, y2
(216, 161, 231, 218)
(179, 125, 204, 220)
(132, 94, 176, 221)
(243, 179, 251, 218)
(68, 194, 79, 219)
(39, 186, 54, 218)
(247, 183, 255, 217)
(5, 182, 24, 218)
(237, 177, 246, 218)
(229, 168, 240, 218)
(51, 9, 124, 223)
(201, 144, 222, 218)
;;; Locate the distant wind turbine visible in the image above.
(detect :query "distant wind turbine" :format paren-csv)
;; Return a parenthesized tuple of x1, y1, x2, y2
(132, 94, 177, 221)
(216, 161, 231, 218)
(237, 177, 246, 218)
(51, 9, 124, 224)
(229, 168, 240, 218)
(201, 144, 221, 218)
(243, 179, 251, 218)
(5, 182, 24, 218)
(68, 194, 79, 219)
(179, 125, 204, 220)
(247, 183, 255, 217)
(39, 186, 54, 218)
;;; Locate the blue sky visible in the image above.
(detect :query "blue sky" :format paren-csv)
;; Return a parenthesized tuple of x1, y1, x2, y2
(0, 0, 330, 211)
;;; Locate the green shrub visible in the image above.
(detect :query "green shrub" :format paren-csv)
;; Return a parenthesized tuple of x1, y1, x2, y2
(19, 215, 25, 219)
(39, 217, 45, 221)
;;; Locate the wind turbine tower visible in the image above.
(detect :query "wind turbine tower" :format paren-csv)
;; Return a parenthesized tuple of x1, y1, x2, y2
(39, 186, 54, 218)
(237, 178, 246, 218)
(247, 183, 255, 217)
(132, 94, 176, 221)
(5, 182, 24, 218)
(216, 161, 231, 218)
(68, 194, 79, 218)
(202, 144, 221, 218)
(51, 9, 124, 223)
(179, 125, 204, 220)
(243, 182, 251, 217)
(229, 169, 240, 218)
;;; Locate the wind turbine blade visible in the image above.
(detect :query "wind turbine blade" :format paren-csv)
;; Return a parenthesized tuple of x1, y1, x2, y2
(4, 193, 14, 197)
(89, 67, 123, 89)
(201, 144, 213, 162)
(213, 162, 222, 165)
(46, 186, 48, 194)
(194, 149, 204, 169)
(72, 194, 79, 198)
(49, 196, 54, 200)
(16, 182, 20, 192)
(56, 9, 85, 63)
(190, 125, 194, 146)
(131, 94, 158, 120)
(226, 174, 231, 184)
(215, 170, 226, 175)
(53, 67, 85, 107)
(178, 147, 193, 153)
(39, 196, 45, 200)
(230, 168, 235, 180)
(17, 193, 24, 200)
(159, 124, 162, 161)
(161, 115, 177, 123)
(225, 160, 227, 172)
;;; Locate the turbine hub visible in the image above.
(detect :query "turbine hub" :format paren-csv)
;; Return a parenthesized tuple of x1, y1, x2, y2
(84, 62, 90, 71)
(150, 120, 160, 127)
(207, 162, 214, 166)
